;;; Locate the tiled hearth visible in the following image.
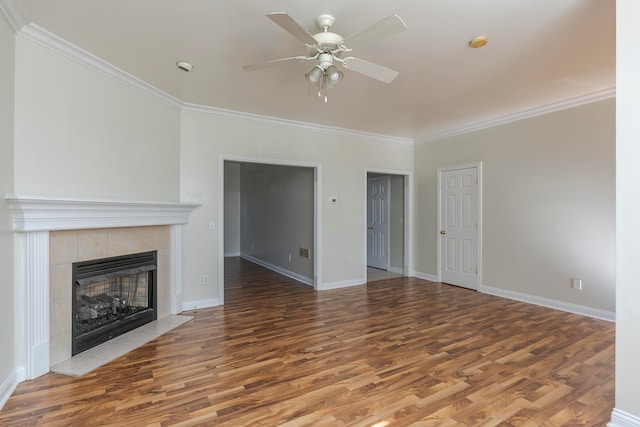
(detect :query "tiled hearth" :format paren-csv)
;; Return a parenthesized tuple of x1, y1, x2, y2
(5, 194, 199, 379)
(51, 314, 192, 377)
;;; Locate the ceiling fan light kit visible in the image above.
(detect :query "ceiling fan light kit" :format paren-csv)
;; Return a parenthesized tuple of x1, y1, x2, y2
(306, 66, 323, 83)
(326, 65, 341, 82)
(243, 12, 407, 102)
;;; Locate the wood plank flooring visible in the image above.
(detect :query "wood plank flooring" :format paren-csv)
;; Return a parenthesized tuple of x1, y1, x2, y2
(0, 257, 615, 426)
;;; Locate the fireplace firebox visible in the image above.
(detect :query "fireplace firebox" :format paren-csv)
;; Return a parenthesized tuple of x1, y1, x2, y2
(72, 251, 158, 355)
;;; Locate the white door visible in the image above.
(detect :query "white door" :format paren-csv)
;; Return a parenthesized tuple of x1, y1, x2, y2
(440, 167, 478, 289)
(367, 176, 390, 270)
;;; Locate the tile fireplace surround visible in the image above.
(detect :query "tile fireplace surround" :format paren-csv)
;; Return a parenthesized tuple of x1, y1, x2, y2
(5, 194, 199, 380)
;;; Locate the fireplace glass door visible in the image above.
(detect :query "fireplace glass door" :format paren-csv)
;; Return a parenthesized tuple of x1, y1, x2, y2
(72, 251, 158, 355)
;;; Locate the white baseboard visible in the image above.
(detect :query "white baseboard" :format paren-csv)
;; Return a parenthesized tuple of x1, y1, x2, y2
(388, 266, 404, 275)
(609, 408, 640, 427)
(318, 278, 365, 291)
(241, 254, 314, 286)
(224, 252, 240, 257)
(481, 285, 615, 322)
(412, 271, 438, 282)
(181, 298, 219, 313)
(0, 366, 24, 410)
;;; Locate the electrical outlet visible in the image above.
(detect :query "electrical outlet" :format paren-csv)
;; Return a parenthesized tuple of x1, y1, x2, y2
(206, 221, 215, 230)
(572, 278, 582, 290)
(202, 275, 209, 285)
(288, 254, 292, 262)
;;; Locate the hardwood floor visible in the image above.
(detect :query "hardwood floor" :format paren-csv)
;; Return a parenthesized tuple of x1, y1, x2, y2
(0, 257, 614, 426)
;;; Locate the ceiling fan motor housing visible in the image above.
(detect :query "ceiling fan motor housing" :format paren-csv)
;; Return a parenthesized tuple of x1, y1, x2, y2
(309, 14, 343, 56)
(313, 32, 343, 50)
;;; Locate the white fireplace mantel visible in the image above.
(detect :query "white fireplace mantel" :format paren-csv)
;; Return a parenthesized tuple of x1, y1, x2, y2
(5, 193, 200, 232)
(5, 194, 200, 380)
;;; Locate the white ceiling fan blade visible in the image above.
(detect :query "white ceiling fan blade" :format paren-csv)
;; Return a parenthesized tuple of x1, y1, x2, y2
(342, 57, 399, 83)
(242, 56, 309, 72)
(343, 15, 407, 48)
(266, 12, 318, 46)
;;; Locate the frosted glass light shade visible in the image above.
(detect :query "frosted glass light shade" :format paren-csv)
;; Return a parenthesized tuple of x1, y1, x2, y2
(308, 67, 323, 83)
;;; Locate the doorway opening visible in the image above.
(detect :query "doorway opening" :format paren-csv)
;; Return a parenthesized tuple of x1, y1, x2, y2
(220, 156, 321, 304)
(365, 170, 411, 283)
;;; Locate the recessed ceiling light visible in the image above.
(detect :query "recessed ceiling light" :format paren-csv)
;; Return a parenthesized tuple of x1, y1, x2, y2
(469, 36, 488, 49)
(176, 61, 193, 72)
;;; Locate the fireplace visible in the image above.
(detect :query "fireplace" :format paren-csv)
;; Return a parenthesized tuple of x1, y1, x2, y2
(5, 194, 199, 379)
(72, 251, 158, 355)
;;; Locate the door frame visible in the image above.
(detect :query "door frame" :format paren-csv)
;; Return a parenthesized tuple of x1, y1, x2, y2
(436, 162, 483, 290)
(363, 168, 412, 281)
(367, 175, 391, 271)
(219, 154, 322, 305)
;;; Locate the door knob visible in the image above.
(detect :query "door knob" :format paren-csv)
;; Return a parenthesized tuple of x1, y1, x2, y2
(440, 230, 446, 235)
(367, 226, 374, 230)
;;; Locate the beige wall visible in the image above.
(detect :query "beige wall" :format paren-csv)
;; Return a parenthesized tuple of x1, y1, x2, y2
(414, 98, 615, 313)
(615, 0, 640, 420)
(0, 10, 16, 391)
(13, 37, 181, 202)
(240, 163, 315, 282)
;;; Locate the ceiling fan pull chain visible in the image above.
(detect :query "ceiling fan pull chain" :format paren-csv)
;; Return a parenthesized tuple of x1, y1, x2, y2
(324, 74, 328, 103)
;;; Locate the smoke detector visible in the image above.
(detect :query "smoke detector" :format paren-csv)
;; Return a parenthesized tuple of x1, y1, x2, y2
(176, 61, 193, 72)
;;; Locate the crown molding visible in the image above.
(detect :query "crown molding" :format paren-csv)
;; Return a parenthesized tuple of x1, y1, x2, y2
(418, 87, 616, 144)
(1, 0, 182, 109)
(182, 103, 415, 146)
(15, 22, 183, 110)
(0, 0, 28, 32)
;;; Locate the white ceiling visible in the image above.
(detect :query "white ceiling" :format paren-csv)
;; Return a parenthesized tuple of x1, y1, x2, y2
(14, 0, 615, 142)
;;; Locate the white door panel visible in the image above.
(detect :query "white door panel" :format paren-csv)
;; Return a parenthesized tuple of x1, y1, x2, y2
(440, 167, 478, 289)
(367, 176, 390, 270)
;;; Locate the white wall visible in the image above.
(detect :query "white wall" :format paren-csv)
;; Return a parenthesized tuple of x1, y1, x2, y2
(179, 110, 413, 304)
(223, 162, 241, 256)
(13, 37, 181, 201)
(0, 9, 16, 406)
(613, 0, 640, 423)
(414, 99, 615, 314)
(240, 163, 314, 282)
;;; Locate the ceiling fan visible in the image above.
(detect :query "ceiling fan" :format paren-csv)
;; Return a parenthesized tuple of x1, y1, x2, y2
(242, 12, 407, 102)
